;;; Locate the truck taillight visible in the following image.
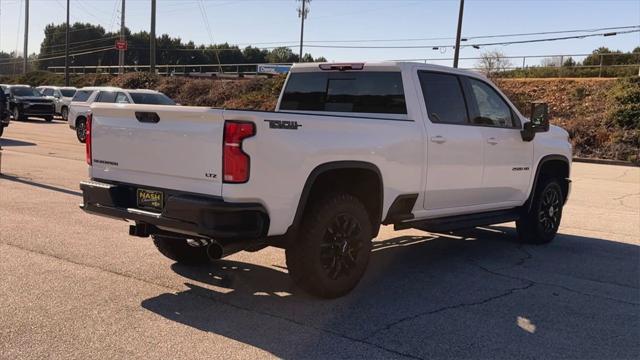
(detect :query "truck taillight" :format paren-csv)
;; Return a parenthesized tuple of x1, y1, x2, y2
(223, 121, 255, 183)
(85, 114, 92, 165)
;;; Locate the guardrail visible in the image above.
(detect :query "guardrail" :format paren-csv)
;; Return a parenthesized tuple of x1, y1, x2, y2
(45, 53, 640, 78)
(47, 63, 294, 77)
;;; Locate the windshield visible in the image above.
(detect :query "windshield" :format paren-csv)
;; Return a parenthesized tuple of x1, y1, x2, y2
(60, 89, 76, 97)
(72, 90, 93, 102)
(11, 87, 41, 97)
(129, 92, 176, 105)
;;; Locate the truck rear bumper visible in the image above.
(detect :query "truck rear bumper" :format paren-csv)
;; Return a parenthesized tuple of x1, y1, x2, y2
(80, 180, 269, 240)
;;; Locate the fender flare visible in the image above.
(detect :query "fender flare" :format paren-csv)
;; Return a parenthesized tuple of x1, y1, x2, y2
(525, 154, 571, 212)
(288, 160, 384, 237)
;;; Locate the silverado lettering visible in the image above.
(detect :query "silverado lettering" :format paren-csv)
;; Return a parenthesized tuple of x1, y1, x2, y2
(265, 119, 301, 129)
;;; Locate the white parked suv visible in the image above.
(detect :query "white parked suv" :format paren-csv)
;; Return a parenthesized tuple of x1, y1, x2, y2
(68, 87, 175, 142)
(36, 86, 77, 120)
(80, 62, 572, 298)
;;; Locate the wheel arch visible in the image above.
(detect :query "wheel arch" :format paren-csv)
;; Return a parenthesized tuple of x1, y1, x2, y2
(75, 114, 87, 126)
(525, 154, 571, 212)
(288, 161, 384, 240)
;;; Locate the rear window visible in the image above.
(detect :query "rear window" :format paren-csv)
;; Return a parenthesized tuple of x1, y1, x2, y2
(72, 90, 93, 102)
(60, 89, 76, 97)
(280, 72, 407, 114)
(129, 92, 175, 105)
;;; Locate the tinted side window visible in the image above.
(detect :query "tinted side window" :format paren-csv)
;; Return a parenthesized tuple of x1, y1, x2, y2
(418, 72, 468, 124)
(280, 72, 407, 114)
(467, 78, 514, 128)
(43, 88, 54, 96)
(115, 92, 130, 103)
(72, 90, 93, 102)
(279, 73, 326, 111)
(96, 91, 117, 103)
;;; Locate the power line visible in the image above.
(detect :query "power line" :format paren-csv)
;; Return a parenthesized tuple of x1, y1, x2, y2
(197, 0, 222, 71)
(301, 29, 640, 49)
(229, 25, 640, 46)
(41, 44, 118, 57)
(0, 46, 114, 65)
(41, 35, 119, 50)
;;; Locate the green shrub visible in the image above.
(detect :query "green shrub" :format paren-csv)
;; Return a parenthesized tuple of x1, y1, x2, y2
(608, 77, 640, 129)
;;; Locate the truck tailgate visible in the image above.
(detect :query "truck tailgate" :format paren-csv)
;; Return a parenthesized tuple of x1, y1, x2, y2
(89, 104, 224, 196)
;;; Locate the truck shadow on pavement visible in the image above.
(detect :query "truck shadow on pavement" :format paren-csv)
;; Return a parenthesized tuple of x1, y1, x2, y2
(141, 227, 640, 359)
(0, 138, 36, 147)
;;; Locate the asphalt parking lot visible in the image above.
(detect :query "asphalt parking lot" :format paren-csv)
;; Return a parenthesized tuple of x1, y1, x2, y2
(1, 119, 639, 359)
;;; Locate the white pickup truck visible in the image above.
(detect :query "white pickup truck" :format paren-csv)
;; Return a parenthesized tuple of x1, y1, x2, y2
(80, 62, 571, 298)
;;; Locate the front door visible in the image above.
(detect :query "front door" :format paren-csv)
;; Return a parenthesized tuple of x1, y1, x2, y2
(464, 77, 533, 204)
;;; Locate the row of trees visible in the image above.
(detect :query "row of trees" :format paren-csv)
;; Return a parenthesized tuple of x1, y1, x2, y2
(0, 22, 327, 74)
(476, 47, 640, 77)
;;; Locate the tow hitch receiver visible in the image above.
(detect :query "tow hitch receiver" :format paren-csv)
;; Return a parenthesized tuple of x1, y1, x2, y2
(129, 223, 150, 237)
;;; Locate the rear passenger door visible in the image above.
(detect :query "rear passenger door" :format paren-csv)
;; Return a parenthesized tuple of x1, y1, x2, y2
(418, 71, 485, 212)
(462, 77, 533, 204)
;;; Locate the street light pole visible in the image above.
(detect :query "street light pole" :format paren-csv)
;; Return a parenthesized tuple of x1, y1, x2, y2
(23, 0, 29, 73)
(64, 0, 70, 86)
(453, 0, 464, 68)
(150, 0, 156, 74)
(118, 0, 126, 74)
(298, 0, 310, 62)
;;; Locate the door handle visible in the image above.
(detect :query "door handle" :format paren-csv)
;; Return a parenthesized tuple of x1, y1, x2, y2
(135, 111, 160, 123)
(487, 137, 499, 145)
(430, 135, 446, 144)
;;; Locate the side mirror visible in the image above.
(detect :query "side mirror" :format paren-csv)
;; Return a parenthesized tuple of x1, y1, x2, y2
(521, 102, 550, 141)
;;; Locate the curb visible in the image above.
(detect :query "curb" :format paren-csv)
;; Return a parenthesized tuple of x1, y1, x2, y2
(572, 157, 638, 167)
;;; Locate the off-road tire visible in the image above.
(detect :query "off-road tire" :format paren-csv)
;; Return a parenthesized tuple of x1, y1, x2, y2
(153, 235, 210, 265)
(517, 179, 564, 244)
(286, 193, 373, 298)
(61, 107, 69, 121)
(76, 118, 86, 143)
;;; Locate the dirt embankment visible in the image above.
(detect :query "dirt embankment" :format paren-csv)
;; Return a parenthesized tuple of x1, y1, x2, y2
(497, 78, 638, 162)
(2, 72, 637, 162)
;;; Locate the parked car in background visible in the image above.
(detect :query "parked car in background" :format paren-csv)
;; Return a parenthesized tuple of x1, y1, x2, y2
(36, 86, 77, 120)
(68, 87, 122, 143)
(4, 85, 56, 122)
(68, 87, 176, 142)
(0, 87, 8, 137)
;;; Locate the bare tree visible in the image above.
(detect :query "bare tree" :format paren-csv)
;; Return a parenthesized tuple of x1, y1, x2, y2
(541, 56, 562, 67)
(476, 50, 512, 77)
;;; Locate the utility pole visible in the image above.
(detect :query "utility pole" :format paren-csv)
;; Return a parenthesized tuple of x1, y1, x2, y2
(118, 0, 126, 74)
(64, 0, 70, 86)
(452, 0, 464, 68)
(23, 0, 29, 73)
(297, 0, 310, 62)
(150, 0, 156, 73)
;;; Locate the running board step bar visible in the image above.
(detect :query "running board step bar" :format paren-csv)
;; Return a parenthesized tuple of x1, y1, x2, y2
(395, 209, 520, 233)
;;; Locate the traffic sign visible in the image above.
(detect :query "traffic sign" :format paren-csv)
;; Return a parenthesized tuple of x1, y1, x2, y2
(115, 40, 128, 51)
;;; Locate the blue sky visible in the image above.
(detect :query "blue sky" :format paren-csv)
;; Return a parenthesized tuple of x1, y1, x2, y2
(0, 0, 639, 68)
